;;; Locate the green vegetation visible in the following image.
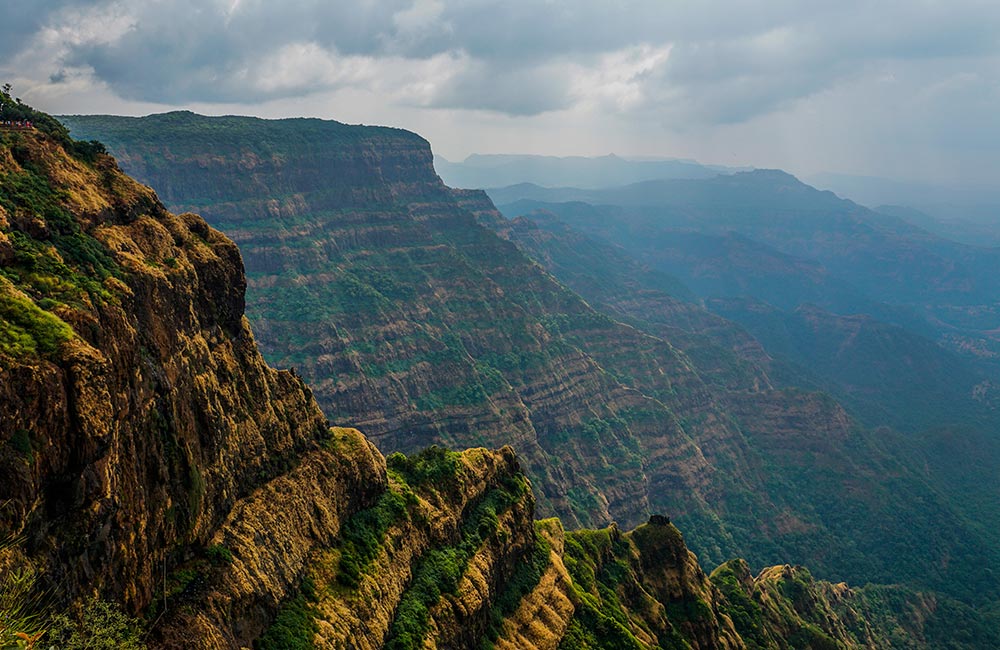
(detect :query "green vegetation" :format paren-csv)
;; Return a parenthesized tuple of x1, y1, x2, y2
(60, 110, 420, 158)
(0, 551, 46, 649)
(254, 587, 318, 650)
(164, 567, 200, 600)
(480, 525, 552, 649)
(414, 384, 487, 411)
(206, 544, 233, 566)
(386, 446, 461, 487)
(786, 625, 839, 650)
(558, 524, 716, 650)
(558, 609, 645, 650)
(384, 475, 529, 650)
(664, 598, 714, 627)
(44, 598, 146, 650)
(0, 171, 121, 298)
(333, 444, 465, 592)
(0, 105, 126, 361)
(710, 562, 769, 649)
(144, 558, 206, 621)
(558, 528, 647, 650)
(712, 561, 1000, 650)
(850, 584, 1000, 650)
(335, 488, 411, 589)
(259, 448, 533, 650)
(186, 463, 206, 524)
(0, 284, 74, 358)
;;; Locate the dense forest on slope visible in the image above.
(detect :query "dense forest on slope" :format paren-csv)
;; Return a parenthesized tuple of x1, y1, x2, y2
(60, 112, 1000, 621)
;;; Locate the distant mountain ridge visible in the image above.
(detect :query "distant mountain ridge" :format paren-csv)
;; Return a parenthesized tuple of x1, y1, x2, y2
(490, 171, 1000, 421)
(434, 152, 741, 190)
(486, 171, 1000, 617)
(489, 171, 1000, 326)
(807, 170, 1000, 216)
(875, 203, 1000, 247)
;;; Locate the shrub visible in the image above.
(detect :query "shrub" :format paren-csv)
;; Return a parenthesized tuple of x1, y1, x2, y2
(44, 598, 146, 650)
(206, 544, 233, 566)
(255, 591, 317, 650)
(386, 446, 460, 487)
(0, 287, 74, 358)
(0, 559, 45, 649)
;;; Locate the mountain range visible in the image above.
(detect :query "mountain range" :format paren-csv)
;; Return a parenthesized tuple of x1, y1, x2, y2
(0, 106, 982, 647)
(806, 171, 1000, 233)
(433, 153, 739, 191)
(60, 112, 1000, 605)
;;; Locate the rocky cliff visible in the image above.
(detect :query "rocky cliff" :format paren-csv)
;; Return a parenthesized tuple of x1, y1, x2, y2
(60, 113, 761, 538)
(0, 107, 994, 648)
(59, 113, 1000, 609)
(0, 113, 397, 646)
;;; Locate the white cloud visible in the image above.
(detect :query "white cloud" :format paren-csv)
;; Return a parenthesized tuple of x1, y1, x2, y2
(571, 44, 672, 113)
(254, 43, 377, 95)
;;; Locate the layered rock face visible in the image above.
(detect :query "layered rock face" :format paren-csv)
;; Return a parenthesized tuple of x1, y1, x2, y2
(0, 122, 388, 646)
(0, 113, 729, 650)
(59, 113, 1000, 606)
(1, 112, 994, 649)
(60, 113, 758, 538)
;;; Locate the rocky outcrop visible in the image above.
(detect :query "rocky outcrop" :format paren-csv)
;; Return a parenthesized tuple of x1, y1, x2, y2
(304, 445, 534, 650)
(260, 493, 929, 650)
(153, 429, 387, 647)
(0, 124, 384, 647)
(708, 559, 1000, 650)
(489, 518, 575, 650)
(554, 518, 744, 650)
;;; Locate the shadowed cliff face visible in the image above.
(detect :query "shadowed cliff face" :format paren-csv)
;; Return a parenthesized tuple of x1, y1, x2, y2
(0, 125, 388, 646)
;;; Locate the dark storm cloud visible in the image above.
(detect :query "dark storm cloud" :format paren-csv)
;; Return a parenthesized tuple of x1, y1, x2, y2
(9, 0, 1000, 122)
(0, 0, 101, 60)
(59, 0, 405, 103)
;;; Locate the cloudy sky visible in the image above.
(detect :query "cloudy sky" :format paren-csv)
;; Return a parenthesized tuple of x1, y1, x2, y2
(2, 1, 998, 184)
